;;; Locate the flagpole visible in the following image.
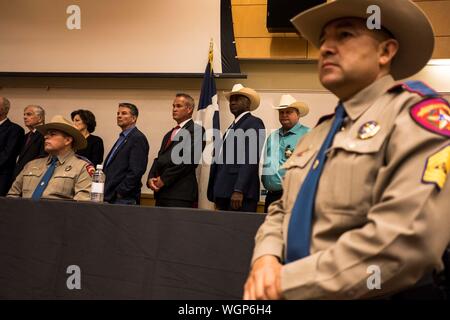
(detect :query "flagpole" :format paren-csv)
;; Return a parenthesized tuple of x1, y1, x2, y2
(196, 40, 220, 210)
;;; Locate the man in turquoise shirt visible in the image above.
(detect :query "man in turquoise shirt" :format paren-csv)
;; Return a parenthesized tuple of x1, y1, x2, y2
(262, 94, 310, 212)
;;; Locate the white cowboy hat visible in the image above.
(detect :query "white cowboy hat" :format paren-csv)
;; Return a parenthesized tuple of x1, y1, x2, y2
(224, 84, 261, 111)
(291, 0, 434, 80)
(36, 115, 87, 151)
(273, 94, 309, 117)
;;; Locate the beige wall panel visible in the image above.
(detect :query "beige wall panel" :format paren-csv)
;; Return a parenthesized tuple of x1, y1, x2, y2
(238, 61, 322, 90)
(236, 37, 307, 59)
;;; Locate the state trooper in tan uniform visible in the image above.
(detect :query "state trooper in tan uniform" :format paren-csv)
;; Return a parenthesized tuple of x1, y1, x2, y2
(8, 115, 94, 201)
(244, 0, 450, 299)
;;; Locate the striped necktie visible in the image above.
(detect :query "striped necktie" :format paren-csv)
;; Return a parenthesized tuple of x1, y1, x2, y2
(286, 103, 347, 263)
(31, 156, 58, 200)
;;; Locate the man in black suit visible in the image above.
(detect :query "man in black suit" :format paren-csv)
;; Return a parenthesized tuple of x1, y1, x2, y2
(104, 103, 149, 205)
(13, 105, 47, 179)
(207, 84, 265, 212)
(0, 97, 25, 196)
(147, 93, 205, 208)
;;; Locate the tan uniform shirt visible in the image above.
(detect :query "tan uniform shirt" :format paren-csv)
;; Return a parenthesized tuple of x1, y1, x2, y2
(252, 76, 450, 299)
(8, 151, 93, 201)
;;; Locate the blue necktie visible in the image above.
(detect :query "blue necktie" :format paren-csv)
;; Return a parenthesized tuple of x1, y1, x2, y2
(31, 156, 58, 200)
(105, 132, 125, 167)
(286, 103, 347, 263)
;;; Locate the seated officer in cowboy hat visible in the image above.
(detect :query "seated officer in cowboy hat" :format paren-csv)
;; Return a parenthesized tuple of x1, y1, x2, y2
(8, 115, 94, 201)
(245, 0, 450, 299)
(262, 94, 310, 212)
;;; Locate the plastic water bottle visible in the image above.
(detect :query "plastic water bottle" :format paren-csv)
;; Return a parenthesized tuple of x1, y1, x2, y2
(90, 164, 105, 202)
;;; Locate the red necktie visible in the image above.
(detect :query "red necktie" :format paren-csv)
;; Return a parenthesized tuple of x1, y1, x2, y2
(164, 125, 180, 149)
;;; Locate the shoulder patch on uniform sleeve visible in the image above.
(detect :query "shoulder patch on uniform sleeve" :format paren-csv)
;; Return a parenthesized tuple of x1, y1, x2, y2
(422, 145, 450, 190)
(75, 154, 92, 164)
(85, 163, 95, 177)
(410, 98, 450, 137)
(401, 80, 440, 98)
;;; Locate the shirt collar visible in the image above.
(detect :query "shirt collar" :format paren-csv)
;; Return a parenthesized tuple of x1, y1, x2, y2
(121, 125, 136, 137)
(0, 118, 8, 126)
(234, 111, 250, 125)
(342, 75, 396, 121)
(176, 118, 192, 129)
(280, 122, 305, 136)
(48, 150, 75, 165)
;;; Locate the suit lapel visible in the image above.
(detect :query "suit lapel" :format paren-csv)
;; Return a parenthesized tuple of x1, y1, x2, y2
(0, 119, 10, 133)
(233, 112, 251, 129)
(219, 113, 251, 157)
(19, 131, 33, 157)
(105, 127, 136, 167)
(106, 137, 128, 166)
(161, 129, 173, 153)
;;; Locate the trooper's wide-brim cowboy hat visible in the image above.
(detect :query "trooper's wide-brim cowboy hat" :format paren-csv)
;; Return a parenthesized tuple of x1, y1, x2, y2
(273, 94, 309, 117)
(36, 115, 87, 151)
(224, 84, 261, 111)
(291, 0, 435, 80)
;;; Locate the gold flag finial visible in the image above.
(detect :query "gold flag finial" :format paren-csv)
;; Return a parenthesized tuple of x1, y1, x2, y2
(208, 38, 214, 66)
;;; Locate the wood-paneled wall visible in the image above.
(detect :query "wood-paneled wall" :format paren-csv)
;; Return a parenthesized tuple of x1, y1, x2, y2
(231, 0, 450, 59)
(415, 0, 450, 58)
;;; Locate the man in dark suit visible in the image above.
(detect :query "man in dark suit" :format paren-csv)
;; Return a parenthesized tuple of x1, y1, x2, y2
(207, 84, 265, 212)
(147, 93, 205, 208)
(0, 97, 25, 196)
(104, 103, 149, 205)
(13, 105, 47, 179)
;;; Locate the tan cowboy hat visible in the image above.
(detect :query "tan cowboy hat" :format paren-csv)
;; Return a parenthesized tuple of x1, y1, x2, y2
(291, 0, 435, 80)
(273, 94, 309, 117)
(36, 115, 87, 151)
(224, 84, 261, 111)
